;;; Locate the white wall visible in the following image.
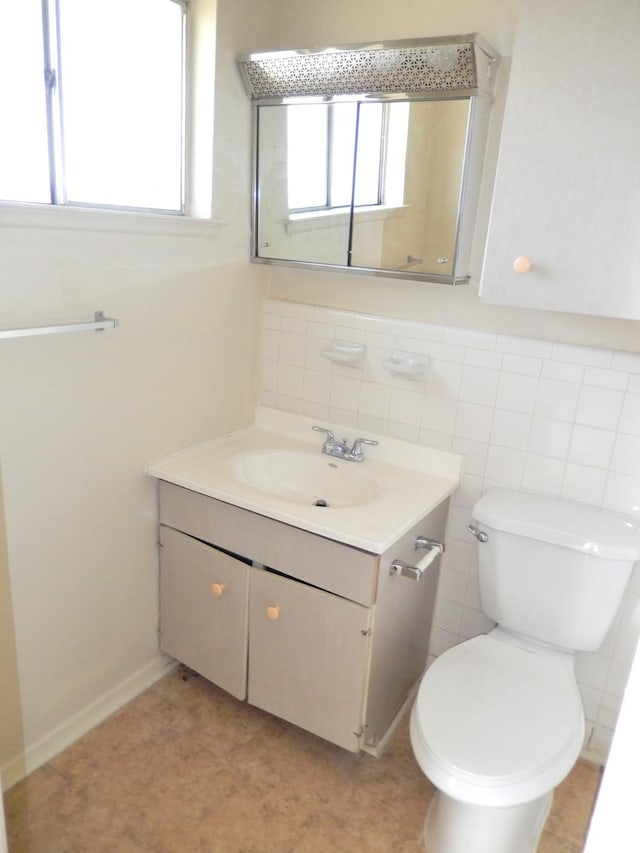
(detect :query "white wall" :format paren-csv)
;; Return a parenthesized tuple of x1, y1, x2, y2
(0, 0, 278, 786)
(276, 0, 517, 54)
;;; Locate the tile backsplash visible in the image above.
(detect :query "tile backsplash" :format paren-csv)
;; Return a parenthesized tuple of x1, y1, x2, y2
(260, 298, 640, 764)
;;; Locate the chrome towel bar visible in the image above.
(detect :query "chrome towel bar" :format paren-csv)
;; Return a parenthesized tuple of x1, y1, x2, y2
(0, 310, 119, 340)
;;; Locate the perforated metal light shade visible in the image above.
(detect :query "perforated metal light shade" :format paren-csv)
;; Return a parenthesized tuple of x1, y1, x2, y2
(238, 35, 497, 102)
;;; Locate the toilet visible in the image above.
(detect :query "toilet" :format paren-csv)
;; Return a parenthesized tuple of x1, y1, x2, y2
(410, 487, 640, 853)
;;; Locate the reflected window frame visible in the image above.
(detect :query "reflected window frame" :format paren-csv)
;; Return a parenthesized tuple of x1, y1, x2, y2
(286, 101, 389, 214)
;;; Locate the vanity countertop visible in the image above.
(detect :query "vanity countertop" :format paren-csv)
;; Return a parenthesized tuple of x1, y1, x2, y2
(147, 407, 463, 554)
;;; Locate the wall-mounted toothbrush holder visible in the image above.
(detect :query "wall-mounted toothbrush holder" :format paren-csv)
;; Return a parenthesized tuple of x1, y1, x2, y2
(320, 340, 366, 367)
(383, 350, 429, 381)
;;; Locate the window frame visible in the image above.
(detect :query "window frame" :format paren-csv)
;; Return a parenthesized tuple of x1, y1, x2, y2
(4, 0, 188, 217)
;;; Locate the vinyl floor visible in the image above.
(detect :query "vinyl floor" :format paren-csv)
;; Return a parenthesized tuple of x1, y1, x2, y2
(4, 665, 602, 852)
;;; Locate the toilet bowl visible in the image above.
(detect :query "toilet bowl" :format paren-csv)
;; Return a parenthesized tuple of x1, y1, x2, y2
(411, 631, 585, 808)
(409, 487, 640, 853)
(410, 631, 584, 852)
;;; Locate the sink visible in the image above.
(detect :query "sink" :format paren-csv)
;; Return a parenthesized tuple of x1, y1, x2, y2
(227, 449, 380, 508)
(147, 407, 463, 552)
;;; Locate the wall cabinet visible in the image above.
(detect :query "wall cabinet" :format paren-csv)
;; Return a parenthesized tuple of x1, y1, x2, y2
(157, 481, 448, 753)
(480, 0, 640, 319)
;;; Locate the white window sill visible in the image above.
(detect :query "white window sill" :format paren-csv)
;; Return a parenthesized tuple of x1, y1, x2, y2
(284, 204, 407, 235)
(0, 201, 227, 238)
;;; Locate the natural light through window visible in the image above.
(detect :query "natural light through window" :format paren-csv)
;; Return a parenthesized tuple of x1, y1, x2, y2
(0, 0, 185, 214)
(286, 102, 387, 213)
(0, 1, 51, 204)
(286, 105, 329, 211)
(383, 101, 409, 206)
(329, 103, 358, 208)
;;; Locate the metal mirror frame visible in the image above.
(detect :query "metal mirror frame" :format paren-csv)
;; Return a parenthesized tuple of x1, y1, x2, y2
(238, 35, 500, 286)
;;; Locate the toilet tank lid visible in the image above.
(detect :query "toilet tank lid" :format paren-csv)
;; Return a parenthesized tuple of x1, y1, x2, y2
(473, 488, 640, 560)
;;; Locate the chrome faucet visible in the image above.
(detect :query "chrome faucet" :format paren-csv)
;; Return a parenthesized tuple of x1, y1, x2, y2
(312, 426, 379, 462)
(347, 436, 379, 461)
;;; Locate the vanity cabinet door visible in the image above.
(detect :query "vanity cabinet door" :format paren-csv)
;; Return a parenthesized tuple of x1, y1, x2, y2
(248, 566, 371, 752)
(480, 0, 640, 319)
(159, 526, 249, 700)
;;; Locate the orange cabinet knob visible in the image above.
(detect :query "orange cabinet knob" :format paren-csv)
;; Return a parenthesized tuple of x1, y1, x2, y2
(266, 605, 280, 621)
(211, 583, 225, 597)
(513, 256, 532, 273)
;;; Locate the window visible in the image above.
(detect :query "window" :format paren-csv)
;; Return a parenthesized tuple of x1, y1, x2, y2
(0, 0, 186, 214)
(286, 102, 385, 213)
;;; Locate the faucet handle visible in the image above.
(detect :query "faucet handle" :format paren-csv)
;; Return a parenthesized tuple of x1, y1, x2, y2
(312, 425, 335, 444)
(348, 437, 379, 460)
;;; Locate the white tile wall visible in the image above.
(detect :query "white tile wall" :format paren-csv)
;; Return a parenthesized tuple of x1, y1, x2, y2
(260, 299, 640, 765)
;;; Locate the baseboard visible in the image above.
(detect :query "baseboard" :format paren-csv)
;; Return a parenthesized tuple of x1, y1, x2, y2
(580, 746, 606, 769)
(1, 654, 177, 792)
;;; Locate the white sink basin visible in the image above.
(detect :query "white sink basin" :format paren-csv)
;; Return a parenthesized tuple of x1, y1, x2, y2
(227, 449, 380, 508)
(147, 407, 463, 553)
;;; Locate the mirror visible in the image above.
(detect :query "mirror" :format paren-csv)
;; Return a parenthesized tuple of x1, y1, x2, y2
(240, 36, 499, 285)
(257, 98, 472, 279)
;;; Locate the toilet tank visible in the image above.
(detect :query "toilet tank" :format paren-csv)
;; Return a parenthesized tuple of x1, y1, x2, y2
(472, 489, 640, 651)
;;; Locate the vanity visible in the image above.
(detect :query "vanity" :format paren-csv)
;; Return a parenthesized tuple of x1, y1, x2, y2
(147, 409, 462, 753)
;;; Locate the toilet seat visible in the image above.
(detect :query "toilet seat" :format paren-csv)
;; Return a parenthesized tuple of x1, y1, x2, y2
(410, 634, 585, 807)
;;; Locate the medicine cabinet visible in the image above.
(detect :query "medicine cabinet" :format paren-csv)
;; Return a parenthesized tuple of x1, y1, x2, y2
(238, 35, 499, 285)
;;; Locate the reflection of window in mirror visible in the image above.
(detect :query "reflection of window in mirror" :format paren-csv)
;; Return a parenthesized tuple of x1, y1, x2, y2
(286, 105, 330, 210)
(244, 34, 499, 283)
(382, 102, 409, 206)
(286, 102, 409, 214)
(255, 98, 474, 276)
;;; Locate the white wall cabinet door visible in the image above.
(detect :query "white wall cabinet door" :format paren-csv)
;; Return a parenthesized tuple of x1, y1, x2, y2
(480, 0, 640, 319)
(159, 526, 249, 700)
(248, 566, 371, 752)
